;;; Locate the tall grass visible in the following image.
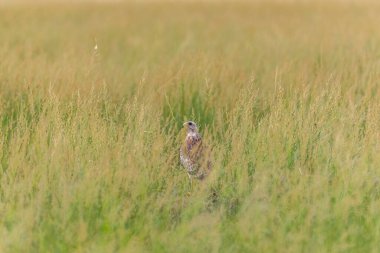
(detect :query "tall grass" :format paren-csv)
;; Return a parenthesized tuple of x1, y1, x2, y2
(0, 1, 380, 252)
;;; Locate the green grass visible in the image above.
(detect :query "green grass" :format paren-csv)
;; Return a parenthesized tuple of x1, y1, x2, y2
(1, 1, 380, 252)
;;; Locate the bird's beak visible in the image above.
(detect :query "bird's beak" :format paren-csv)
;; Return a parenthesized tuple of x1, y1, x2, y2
(183, 122, 187, 126)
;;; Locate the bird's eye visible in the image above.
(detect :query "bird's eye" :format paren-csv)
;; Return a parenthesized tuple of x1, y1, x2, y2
(188, 122, 193, 126)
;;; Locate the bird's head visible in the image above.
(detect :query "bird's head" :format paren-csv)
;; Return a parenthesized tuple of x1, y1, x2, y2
(183, 121, 198, 133)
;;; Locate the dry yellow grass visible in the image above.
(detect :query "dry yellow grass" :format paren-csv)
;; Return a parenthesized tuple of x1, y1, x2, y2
(0, 1, 380, 252)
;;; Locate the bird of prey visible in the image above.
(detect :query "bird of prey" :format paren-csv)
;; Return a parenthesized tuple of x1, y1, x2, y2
(180, 121, 212, 180)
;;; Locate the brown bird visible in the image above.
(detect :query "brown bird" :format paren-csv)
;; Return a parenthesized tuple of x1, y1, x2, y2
(180, 121, 212, 180)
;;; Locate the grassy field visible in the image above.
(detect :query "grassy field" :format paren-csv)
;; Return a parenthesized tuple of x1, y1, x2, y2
(1, 1, 380, 252)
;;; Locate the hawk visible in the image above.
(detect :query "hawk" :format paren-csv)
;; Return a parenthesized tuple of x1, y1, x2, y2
(180, 121, 212, 180)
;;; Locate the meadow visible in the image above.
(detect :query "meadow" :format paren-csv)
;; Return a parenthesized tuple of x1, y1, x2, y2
(0, 1, 380, 252)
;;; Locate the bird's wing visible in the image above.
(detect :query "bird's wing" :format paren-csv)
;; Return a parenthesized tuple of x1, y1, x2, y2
(188, 138, 204, 161)
(192, 141, 212, 179)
